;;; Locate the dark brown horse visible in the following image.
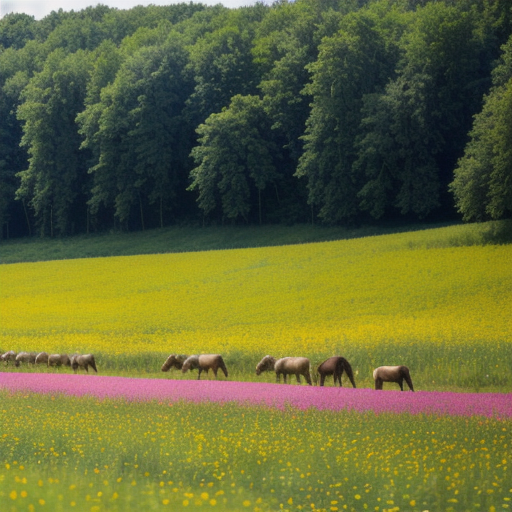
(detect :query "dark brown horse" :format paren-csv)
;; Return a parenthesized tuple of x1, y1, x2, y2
(317, 356, 356, 387)
(373, 366, 414, 391)
(182, 354, 228, 380)
(161, 354, 188, 372)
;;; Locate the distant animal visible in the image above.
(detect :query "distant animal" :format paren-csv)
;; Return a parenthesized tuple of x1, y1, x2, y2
(70, 354, 97, 373)
(48, 354, 71, 368)
(15, 352, 37, 367)
(161, 354, 188, 372)
(373, 366, 414, 391)
(1, 351, 17, 365)
(181, 354, 228, 380)
(317, 356, 356, 387)
(35, 352, 49, 365)
(255, 355, 277, 375)
(256, 355, 312, 385)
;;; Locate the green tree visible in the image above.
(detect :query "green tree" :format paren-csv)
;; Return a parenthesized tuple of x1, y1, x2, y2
(16, 49, 93, 236)
(450, 37, 512, 221)
(81, 35, 193, 229)
(189, 94, 279, 223)
(297, 6, 402, 223)
(356, 1, 507, 220)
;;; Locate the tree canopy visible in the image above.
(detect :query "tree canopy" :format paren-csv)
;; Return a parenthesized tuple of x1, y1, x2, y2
(0, 0, 510, 238)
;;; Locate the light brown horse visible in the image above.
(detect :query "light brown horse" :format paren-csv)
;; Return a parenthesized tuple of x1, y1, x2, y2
(256, 355, 312, 385)
(1, 351, 17, 365)
(317, 356, 356, 387)
(373, 366, 414, 391)
(161, 354, 188, 372)
(35, 352, 49, 365)
(70, 354, 97, 373)
(15, 352, 37, 367)
(181, 354, 228, 380)
(48, 354, 72, 368)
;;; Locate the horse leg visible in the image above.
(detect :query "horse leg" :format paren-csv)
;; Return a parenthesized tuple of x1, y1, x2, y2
(398, 378, 404, 391)
(319, 374, 325, 387)
(296, 374, 301, 384)
(305, 372, 312, 386)
(213, 367, 218, 378)
(197, 368, 202, 380)
(375, 378, 383, 390)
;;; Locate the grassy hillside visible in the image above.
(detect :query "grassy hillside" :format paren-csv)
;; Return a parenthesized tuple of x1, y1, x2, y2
(1, 220, 511, 264)
(1, 220, 511, 392)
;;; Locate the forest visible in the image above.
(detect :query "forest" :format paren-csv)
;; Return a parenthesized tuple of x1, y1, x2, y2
(0, 0, 511, 238)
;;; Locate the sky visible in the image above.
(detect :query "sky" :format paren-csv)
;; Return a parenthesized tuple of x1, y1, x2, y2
(1, 0, 258, 20)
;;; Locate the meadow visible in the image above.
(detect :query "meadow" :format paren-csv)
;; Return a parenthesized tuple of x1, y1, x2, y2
(1, 221, 511, 390)
(1, 221, 511, 511)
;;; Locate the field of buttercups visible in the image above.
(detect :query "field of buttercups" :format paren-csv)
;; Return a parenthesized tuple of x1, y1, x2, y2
(1, 222, 511, 511)
(1, 223, 511, 389)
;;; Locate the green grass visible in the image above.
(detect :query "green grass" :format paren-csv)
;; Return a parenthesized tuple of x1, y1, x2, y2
(1, 392, 510, 512)
(2, 220, 511, 264)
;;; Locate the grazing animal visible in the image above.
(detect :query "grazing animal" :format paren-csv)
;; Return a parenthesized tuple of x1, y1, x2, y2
(256, 356, 312, 385)
(161, 354, 188, 372)
(317, 356, 356, 387)
(15, 352, 37, 367)
(373, 366, 414, 391)
(181, 354, 228, 380)
(70, 354, 97, 373)
(48, 354, 71, 368)
(35, 352, 49, 365)
(1, 351, 17, 365)
(255, 355, 277, 375)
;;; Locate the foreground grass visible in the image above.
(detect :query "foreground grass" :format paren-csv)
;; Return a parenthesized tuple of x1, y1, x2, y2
(0, 391, 510, 512)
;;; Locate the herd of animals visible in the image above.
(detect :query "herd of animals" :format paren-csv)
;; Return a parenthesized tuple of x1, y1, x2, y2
(1, 350, 97, 373)
(161, 353, 415, 391)
(1, 350, 415, 391)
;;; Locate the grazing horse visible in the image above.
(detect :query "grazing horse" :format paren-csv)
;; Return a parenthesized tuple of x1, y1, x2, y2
(48, 354, 71, 368)
(35, 352, 49, 365)
(15, 352, 37, 367)
(161, 354, 188, 372)
(71, 354, 97, 373)
(1, 351, 17, 365)
(317, 356, 356, 387)
(373, 366, 414, 391)
(181, 354, 228, 380)
(255, 355, 277, 375)
(256, 355, 312, 385)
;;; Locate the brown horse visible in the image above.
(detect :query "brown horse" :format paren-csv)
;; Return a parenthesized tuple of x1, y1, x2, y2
(161, 354, 188, 372)
(48, 354, 72, 368)
(256, 355, 312, 385)
(182, 354, 228, 380)
(1, 351, 17, 365)
(317, 356, 356, 387)
(35, 352, 49, 365)
(255, 355, 277, 375)
(15, 352, 37, 367)
(373, 366, 414, 391)
(70, 354, 97, 373)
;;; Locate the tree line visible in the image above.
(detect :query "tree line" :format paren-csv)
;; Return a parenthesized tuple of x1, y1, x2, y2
(1, 0, 511, 238)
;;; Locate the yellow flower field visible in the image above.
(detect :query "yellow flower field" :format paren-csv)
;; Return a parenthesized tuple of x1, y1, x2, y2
(1, 223, 511, 388)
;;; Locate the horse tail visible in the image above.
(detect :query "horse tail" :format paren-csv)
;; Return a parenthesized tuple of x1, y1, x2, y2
(402, 367, 414, 391)
(219, 357, 228, 378)
(342, 358, 356, 388)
